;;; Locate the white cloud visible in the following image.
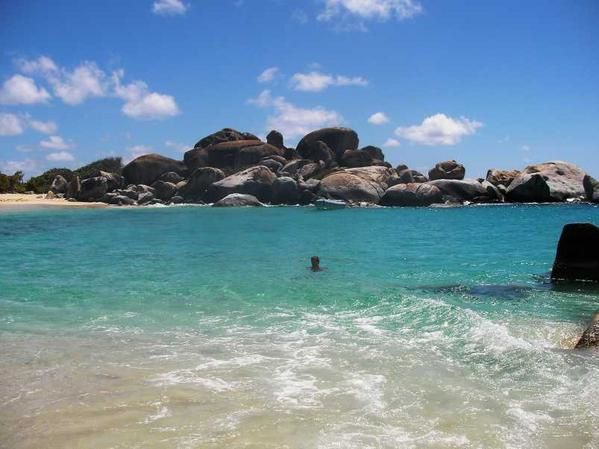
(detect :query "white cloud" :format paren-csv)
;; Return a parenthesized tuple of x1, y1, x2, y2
(125, 145, 153, 163)
(368, 112, 389, 125)
(17, 56, 58, 75)
(0, 158, 38, 174)
(383, 138, 400, 148)
(395, 113, 482, 145)
(28, 119, 57, 134)
(0, 74, 51, 105)
(0, 113, 25, 136)
(46, 151, 74, 162)
(152, 0, 188, 15)
(290, 71, 368, 92)
(113, 71, 180, 119)
(318, 0, 423, 22)
(258, 67, 280, 83)
(40, 135, 72, 150)
(248, 89, 342, 139)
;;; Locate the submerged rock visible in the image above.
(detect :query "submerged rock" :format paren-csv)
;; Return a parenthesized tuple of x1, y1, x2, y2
(213, 193, 264, 207)
(551, 223, 599, 282)
(575, 312, 599, 349)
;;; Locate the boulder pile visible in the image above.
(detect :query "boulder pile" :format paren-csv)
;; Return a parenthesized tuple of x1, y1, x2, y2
(57, 127, 596, 207)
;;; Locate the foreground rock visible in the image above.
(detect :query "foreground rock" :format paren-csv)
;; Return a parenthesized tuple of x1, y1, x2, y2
(428, 160, 465, 181)
(123, 154, 187, 186)
(213, 193, 264, 207)
(381, 183, 443, 207)
(551, 223, 599, 282)
(507, 161, 587, 202)
(205, 165, 276, 203)
(296, 127, 359, 162)
(575, 312, 599, 349)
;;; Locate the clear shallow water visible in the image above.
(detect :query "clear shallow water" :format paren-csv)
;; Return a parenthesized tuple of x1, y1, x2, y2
(1, 204, 598, 449)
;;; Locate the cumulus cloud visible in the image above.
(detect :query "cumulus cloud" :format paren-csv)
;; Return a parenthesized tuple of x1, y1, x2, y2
(28, 119, 57, 134)
(318, 0, 423, 22)
(152, 0, 188, 15)
(383, 138, 401, 148)
(113, 71, 180, 119)
(0, 74, 51, 105)
(248, 89, 342, 139)
(46, 151, 74, 162)
(0, 158, 38, 174)
(395, 113, 482, 145)
(40, 135, 72, 150)
(290, 71, 368, 92)
(0, 113, 25, 136)
(368, 112, 389, 125)
(258, 67, 280, 83)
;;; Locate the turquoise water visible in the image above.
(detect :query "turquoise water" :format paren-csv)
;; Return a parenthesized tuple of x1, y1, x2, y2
(1, 205, 598, 448)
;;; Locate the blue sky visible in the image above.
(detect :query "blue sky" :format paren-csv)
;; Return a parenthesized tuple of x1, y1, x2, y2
(1, 0, 598, 178)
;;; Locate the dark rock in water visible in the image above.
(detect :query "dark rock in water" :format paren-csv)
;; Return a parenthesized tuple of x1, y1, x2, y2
(575, 312, 599, 349)
(206, 165, 276, 203)
(236, 143, 283, 168)
(50, 175, 68, 194)
(340, 149, 373, 168)
(427, 179, 488, 202)
(159, 171, 185, 184)
(194, 128, 260, 149)
(152, 180, 177, 201)
(266, 130, 284, 149)
(272, 176, 299, 205)
(123, 153, 187, 186)
(79, 176, 108, 201)
(298, 140, 335, 167)
(296, 127, 359, 162)
(361, 146, 385, 162)
(583, 175, 599, 203)
(184, 140, 263, 171)
(428, 160, 465, 181)
(551, 223, 599, 282)
(486, 169, 520, 187)
(181, 167, 225, 200)
(398, 169, 428, 184)
(507, 161, 587, 202)
(381, 183, 443, 207)
(213, 193, 264, 207)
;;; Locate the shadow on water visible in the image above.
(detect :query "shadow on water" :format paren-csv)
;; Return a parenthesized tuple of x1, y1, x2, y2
(416, 283, 542, 301)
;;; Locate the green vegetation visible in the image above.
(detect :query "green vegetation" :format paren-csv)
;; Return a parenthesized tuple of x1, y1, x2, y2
(1, 157, 124, 194)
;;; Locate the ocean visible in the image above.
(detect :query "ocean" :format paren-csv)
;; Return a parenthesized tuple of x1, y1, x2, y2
(1, 204, 598, 449)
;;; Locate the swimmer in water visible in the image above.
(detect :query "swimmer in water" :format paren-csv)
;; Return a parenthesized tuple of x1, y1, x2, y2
(310, 256, 321, 272)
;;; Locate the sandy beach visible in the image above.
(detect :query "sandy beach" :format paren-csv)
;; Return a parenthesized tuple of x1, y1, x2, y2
(0, 193, 107, 209)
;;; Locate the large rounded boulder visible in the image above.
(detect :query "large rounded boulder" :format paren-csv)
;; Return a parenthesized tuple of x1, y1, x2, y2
(381, 183, 443, 207)
(486, 169, 520, 187)
(319, 170, 387, 204)
(235, 143, 284, 168)
(398, 169, 428, 184)
(50, 175, 68, 194)
(184, 140, 263, 171)
(340, 150, 373, 168)
(360, 146, 385, 163)
(427, 179, 488, 202)
(507, 161, 587, 202)
(428, 160, 466, 181)
(266, 130, 284, 149)
(297, 140, 335, 167)
(296, 127, 359, 162)
(344, 166, 399, 190)
(272, 177, 299, 205)
(551, 223, 599, 282)
(205, 165, 277, 203)
(123, 154, 187, 186)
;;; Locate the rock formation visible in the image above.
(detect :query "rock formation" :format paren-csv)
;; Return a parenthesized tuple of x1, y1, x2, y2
(551, 223, 599, 282)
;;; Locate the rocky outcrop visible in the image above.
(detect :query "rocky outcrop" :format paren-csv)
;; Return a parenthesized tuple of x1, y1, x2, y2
(360, 146, 385, 163)
(152, 180, 177, 201)
(575, 313, 599, 349)
(398, 169, 427, 184)
(584, 175, 599, 203)
(427, 179, 488, 202)
(123, 154, 187, 186)
(180, 167, 225, 201)
(344, 166, 398, 190)
(296, 127, 359, 162)
(159, 171, 185, 184)
(78, 176, 109, 201)
(507, 161, 587, 202)
(428, 160, 465, 181)
(184, 140, 263, 171)
(266, 130, 284, 149)
(213, 193, 264, 207)
(205, 165, 277, 203)
(272, 177, 299, 205)
(318, 167, 395, 203)
(340, 150, 373, 168)
(281, 159, 324, 180)
(551, 223, 599, 282)
(236, 143, 284, 168)
(298, 140, 335, 167)
(50, 175, 68, 194)
(486, 169, 520, 187)
(194, 128, 260, 149)
(381, 183, 443, 207)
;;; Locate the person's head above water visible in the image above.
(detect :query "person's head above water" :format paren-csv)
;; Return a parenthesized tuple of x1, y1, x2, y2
(310, 256, 321, 272)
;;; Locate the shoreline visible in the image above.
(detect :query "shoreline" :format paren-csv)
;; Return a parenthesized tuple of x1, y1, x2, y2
(0, 193, 107, 209)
